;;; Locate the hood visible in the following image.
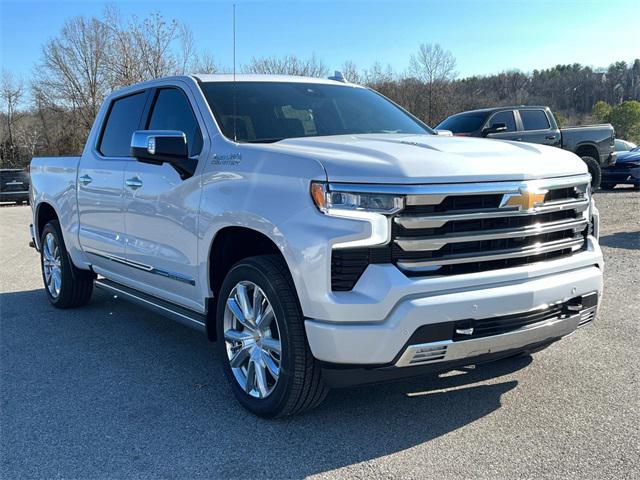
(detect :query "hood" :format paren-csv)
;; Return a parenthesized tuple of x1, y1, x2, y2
(270, 134, 586, 184)
(615, 149, 640, 163)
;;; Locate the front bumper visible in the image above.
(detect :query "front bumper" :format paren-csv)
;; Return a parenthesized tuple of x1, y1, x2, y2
(602, 164, 640, 185)
(0, 190, 29, 202)
(394, 298, 596, 367)
(601, 152, 617, 166)
(305, 262, 603, 366)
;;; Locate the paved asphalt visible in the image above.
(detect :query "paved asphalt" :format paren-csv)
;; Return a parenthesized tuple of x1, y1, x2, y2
(1, 189, 639, 479)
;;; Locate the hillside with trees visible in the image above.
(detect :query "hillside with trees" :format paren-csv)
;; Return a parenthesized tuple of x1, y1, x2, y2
(2, 9, 639, 168)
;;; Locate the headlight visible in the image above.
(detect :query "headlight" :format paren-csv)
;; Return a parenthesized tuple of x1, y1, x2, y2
(310, 182, 404, 247)
(310, 182, 403, 214)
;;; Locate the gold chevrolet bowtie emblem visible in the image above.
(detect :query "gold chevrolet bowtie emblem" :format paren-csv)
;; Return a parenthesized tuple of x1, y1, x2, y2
(500, 189, 547, 211)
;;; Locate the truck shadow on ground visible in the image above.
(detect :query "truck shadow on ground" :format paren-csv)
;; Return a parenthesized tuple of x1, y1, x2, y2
(1, 288, 530, 478)
(599, 231, 640, 250)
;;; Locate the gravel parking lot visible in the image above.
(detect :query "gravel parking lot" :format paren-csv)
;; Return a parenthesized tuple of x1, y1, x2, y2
(1, 189, 639, 479)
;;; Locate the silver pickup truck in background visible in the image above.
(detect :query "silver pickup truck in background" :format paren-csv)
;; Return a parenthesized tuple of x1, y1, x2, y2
(29, 75, 604, 417)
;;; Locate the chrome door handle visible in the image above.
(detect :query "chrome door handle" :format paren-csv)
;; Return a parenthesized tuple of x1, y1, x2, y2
(79, 174, 92, 186)
(546, 135, 557, 140)
(125, 177, 143, 189)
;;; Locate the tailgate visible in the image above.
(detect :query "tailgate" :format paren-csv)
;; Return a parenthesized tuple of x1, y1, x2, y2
(0, 170, 30, 192)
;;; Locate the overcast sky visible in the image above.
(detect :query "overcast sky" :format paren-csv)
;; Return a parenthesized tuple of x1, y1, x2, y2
(2, 0, 639, 80)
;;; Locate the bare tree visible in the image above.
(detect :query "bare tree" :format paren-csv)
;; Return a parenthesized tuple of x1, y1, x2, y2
(194, 51, 219, 74)
(1, 71, 24, 150)
(131, 12, 181, 79)
(341, 61, 362, 84)
(362, 61, 395, 86)
(178, 24, 196, 75)
(243, 53, 328, 77)
(36, 16, 111, 131)
(103, 6, 146, 87)
(409, 43, 457, 124)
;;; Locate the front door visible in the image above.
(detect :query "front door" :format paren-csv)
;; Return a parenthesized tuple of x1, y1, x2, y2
(485, 110, 522, 142)
(123, 86, 205, 311)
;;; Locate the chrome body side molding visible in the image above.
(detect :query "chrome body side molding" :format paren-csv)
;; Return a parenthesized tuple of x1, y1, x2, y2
(85, 249, 196, 285)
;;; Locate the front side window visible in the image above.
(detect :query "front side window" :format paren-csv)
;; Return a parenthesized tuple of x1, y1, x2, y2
(99, 92, 147, 157)
(436, 113, 487, 134)
(520, 110, 550, 131)
(201, 82, 432, 143)
(147, 88, 203, 156)
(489, 111, 517, 132)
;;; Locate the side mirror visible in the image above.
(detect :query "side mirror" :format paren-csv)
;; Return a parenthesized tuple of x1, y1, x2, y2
(435, 129, 453, 136)
(482, 122, 508, 137)
(130, 130, 196, 178)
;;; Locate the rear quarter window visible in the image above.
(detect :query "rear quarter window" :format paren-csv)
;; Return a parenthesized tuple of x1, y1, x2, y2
(99, 92, 147, 157)
(519, 110, 550, 131)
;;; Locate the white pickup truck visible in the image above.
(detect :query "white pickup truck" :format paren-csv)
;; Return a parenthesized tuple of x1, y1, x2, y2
(29, 74, 603, 417)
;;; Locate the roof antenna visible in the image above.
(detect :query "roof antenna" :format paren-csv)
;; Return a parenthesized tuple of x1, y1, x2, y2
(232, 3, 237, 142)
(328, 71, 345, 82)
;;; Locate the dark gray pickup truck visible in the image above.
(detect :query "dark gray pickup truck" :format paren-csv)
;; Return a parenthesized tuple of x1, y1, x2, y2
(436, 106, 616, 188)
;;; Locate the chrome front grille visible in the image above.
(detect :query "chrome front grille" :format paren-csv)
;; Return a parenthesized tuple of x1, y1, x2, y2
(391, 175, 590, 275)
(331, 175, 592, 290)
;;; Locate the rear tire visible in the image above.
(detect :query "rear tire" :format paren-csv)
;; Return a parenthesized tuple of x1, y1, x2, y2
(581, 156, 601, 189)
(216, 255, 328, 418)
(40, 220, 94, 308)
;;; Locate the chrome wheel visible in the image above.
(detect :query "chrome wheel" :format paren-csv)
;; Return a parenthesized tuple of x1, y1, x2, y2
(223, 281, 281, 399)
(42, 232, 62, 298)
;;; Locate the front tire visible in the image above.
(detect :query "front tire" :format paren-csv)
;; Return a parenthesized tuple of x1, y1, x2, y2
(216, 255, 328, 418)
(581, 156, 602, 189)
(40, 220, 94, 308)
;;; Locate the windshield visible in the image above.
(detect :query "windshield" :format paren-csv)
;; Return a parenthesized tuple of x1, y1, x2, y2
(436, 113, 487, 134)
(201, 81, 432, 143)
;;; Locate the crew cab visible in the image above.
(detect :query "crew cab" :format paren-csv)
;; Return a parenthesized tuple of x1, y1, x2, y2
(436, 106, 616, 188)
(29, 75, 604, 417)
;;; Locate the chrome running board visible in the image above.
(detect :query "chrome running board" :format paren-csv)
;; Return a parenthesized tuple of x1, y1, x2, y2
(94, 278, 206, 333)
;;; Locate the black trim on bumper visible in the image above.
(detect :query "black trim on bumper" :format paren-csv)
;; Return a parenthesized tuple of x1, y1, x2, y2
(320, 339, 557, 388)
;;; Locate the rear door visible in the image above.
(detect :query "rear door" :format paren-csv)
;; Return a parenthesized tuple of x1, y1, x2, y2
(517, 109, 561, 146)
(122, 85, 206, 310)
(484, 110, 521, 141)
(77, 90, 149, 273)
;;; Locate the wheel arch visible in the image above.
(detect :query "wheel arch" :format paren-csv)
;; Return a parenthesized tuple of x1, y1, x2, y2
(35, 202, 60, 242)
(575, 143, 599, 160)
(206, 226, 293, 341)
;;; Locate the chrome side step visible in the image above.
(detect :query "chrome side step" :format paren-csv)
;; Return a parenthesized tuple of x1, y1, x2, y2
(94, 278, 207, 333)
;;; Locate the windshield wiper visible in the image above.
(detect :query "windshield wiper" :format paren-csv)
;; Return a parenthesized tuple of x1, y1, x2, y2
(242, 137, 286, 144)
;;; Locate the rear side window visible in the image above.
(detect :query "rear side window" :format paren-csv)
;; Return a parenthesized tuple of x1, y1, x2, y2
(147, 88, 203, 156)
(99, 92, 147, 157)
(489, 111, 517, 132)
(520, 110, 550, 131)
